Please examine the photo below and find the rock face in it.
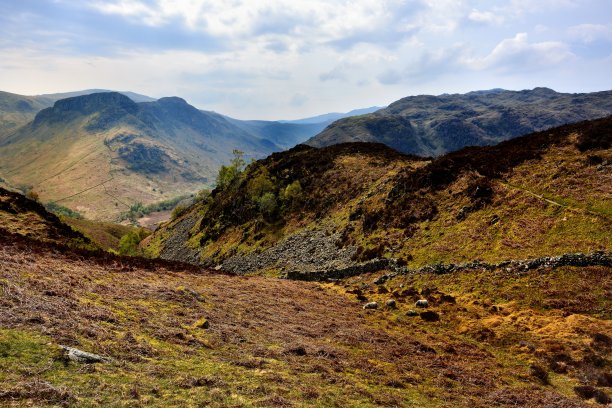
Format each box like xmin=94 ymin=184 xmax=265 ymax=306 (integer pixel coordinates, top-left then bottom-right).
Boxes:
xmin=220 ymin=229 xmax=358 ymax=275
xmin=158 ymin=214 xmax=201 ymax=265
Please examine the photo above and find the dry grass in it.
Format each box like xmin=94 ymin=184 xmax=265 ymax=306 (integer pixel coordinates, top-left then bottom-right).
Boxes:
xmin=1 ymin=234 xmax=606 ymax=406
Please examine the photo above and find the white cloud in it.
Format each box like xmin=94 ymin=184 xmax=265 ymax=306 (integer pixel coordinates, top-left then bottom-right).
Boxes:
xmin=465 ymin=33 xmax=574 ymax=71
xmin=569 ymin=24 xmax=612 ymax=43
xmin=2 ymin=0 xmax=612 ymax=119
xmin=90 ymin=0 xmax=424 ymax=48
xmin=506 ymin=0 xmax=577 ymax=15
xmin=468 ymin=9 xmax=504 ymax=25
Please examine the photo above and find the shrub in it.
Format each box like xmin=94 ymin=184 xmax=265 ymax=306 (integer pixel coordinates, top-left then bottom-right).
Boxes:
xmin=258 ymin=192 xmax=277 ymax=219
xmin=281 ymin=180 xmax=303 ymax=209
xmin=171 ymin=204 xmax=190 ymax=221
xmin=118 ymin=228 xmax=150 ymax=256
xmin=195 ymin=189 xmax=211 ymax=202
xmin=44 ymin=202 xmax=83 ymax=219
xmin=25 ymin=190 xmax=40 ymax=202
xmin=216 ymin=150 xmax=245 ymax=191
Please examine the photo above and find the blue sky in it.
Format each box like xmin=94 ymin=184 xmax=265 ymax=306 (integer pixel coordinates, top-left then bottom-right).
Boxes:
xmin=0 ymin=0 xmax=611 ymax=119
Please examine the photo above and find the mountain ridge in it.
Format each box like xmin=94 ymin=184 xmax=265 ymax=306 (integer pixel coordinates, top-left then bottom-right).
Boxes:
xmin=145 ymin=115 xmax=611 ymax=274
xmin=307 ymin=87 xmax=612 ymax=156
xmin=0 ymin=92 xmax=280 ymax=220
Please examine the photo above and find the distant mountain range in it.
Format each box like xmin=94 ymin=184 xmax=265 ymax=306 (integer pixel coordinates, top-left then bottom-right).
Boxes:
xmin=307 ymin=88 xmax=612 ymax=156
xmin=0 ymin=90 xmax=379 ymax=220
xmin=279 ymin=106 xmax=382 ymax=125
xmin=2 ymin=86 xmax=612 ymax=222
xmin=0 ymin=92 xmax=279 ymax=220
xmin=0 ymin=89 xmax=156 ymax=136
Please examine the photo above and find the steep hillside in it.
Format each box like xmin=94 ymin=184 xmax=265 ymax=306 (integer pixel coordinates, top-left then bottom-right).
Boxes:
xmin=0 ymin=90 xmax=156 ymax=140
xmin=307 ymin=88 xmax=612 ymax=156
xmin=0 ymin=92 xmax=279 ymax=220
xmin=0 ymin=91 xmax=53 ymax=138
xmin=146 ymin=116 xmax=611 ymax=274
xmin=0 ymin=187 xmax=96 ymax=249
xmin=1 ymin=231 xmax=609 ymax=406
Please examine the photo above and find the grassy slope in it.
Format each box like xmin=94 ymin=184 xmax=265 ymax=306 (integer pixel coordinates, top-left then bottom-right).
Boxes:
xmin=0 ymin=118 xmax=203 ymax=221
xmin=0 ymin=91 xmax=52 ymax=139
xmin=0 ymin=93 xmax=279 ymax=221
xmin=146 ymin=117 xmax=611 ymax=272
xmin=1 ymin=234 xmax=607 ymax=407
xmin=62 ymin=217 xmax=135 ymax=251
xmin=0 ymin=187 xmax=96 ymax=250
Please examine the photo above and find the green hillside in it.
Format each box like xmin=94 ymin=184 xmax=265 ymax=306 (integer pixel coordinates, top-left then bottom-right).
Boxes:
xmin=146 ymin=116 xmax=611 ymax=274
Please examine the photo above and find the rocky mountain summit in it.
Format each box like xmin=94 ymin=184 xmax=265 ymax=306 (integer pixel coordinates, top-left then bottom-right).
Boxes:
xmin=307 ymin=88 xmax=612 ymax=156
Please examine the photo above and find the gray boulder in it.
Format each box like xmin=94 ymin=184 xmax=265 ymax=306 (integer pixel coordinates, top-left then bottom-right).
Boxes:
xmin=415 ymin=299 xmax=429 ymax=308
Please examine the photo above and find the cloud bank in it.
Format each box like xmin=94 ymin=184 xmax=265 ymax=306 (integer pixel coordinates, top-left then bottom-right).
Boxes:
xmin=0 ymin=0 xmax=610 ymax=119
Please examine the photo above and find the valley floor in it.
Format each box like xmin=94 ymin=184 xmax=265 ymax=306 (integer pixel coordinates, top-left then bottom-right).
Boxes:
xmin=0 ymin=234 xmax=610 ymax=407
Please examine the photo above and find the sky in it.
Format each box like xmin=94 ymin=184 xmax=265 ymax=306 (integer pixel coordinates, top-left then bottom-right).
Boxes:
xmin=0 ymin=0 xmax=611 ymax=120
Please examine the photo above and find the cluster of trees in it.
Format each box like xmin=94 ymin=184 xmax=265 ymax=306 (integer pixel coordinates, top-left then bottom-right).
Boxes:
xmin=215 ymin=150 xmax=303 ymax=221
xmin=118 ymin=228 xmax=150 ymax=256
xmin=44 ymin=202 xmax=83 ymax=219
xmin=120 ymin=194 xmax=193 ymax=223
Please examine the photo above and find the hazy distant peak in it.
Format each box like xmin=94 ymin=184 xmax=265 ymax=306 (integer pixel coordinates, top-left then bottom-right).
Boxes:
xmin=52 ymin=92 xmax=137 ymax=114
xmin=156 ymin=96 xmax=190 ymax=106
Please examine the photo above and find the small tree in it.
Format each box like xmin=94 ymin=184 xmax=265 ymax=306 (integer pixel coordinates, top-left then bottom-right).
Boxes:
xmin=25 ymin=190 xmax=40 ymax=202
xmin=281 ymin=180 xmax=303 ymax=209
xmin=247 ymin=171 xmax=275 ymax=202
xmin=258 ymin=192 xmax=277 ymax=219
xmin=216 ymin=150 xmax=245 ymax=191
xmin=118 ymin=228 xmax=150 ymax=256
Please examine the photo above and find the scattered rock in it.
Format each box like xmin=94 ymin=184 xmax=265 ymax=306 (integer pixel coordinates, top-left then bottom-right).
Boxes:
xmin=415 ymin=299 xmax=429 ymax=308
xmin=60 ymin=346 xmax=112 ymax=364
xmin=439 ymin=294 xmax=456 ymax=304
xmin=574 ymin=385 xmax=597 ymax=400
xmin=374 ymin=275 xmax=390 ymax=285
xmin=406 ymin=309 xmax=418 ymax=317
xmin=530 ymin=364 xmax=550 ymax=385
xmin=363 ymin=302 xmax=378 ymax=310
xmin=385 ymin=299 xmax=397 ymax=308
xmin=377 ymin=286 xmax=389 ymax=294
xmin=193 ymin=318 xmax=210 ymax=329
xmin=419 ymin=311 xmax=440 ymax=322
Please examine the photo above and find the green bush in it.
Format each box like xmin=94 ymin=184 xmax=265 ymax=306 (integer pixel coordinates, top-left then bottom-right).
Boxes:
xmin=171 ymin=204 xmax=190 ymax=221
xmin=119 ymin=195 xmax=192 ymax=222
xmin=258 ymin=192 xmax=277 ymax=219
xmin=281 ymin=180 xmax=303 ymax=209
xmin=118 ymin=228 xmax=150 ymax=256
xmin=44 ymin=202 xmax=83 ymax=219
xmin=216 ymin=150 xmax=245 ymax=191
